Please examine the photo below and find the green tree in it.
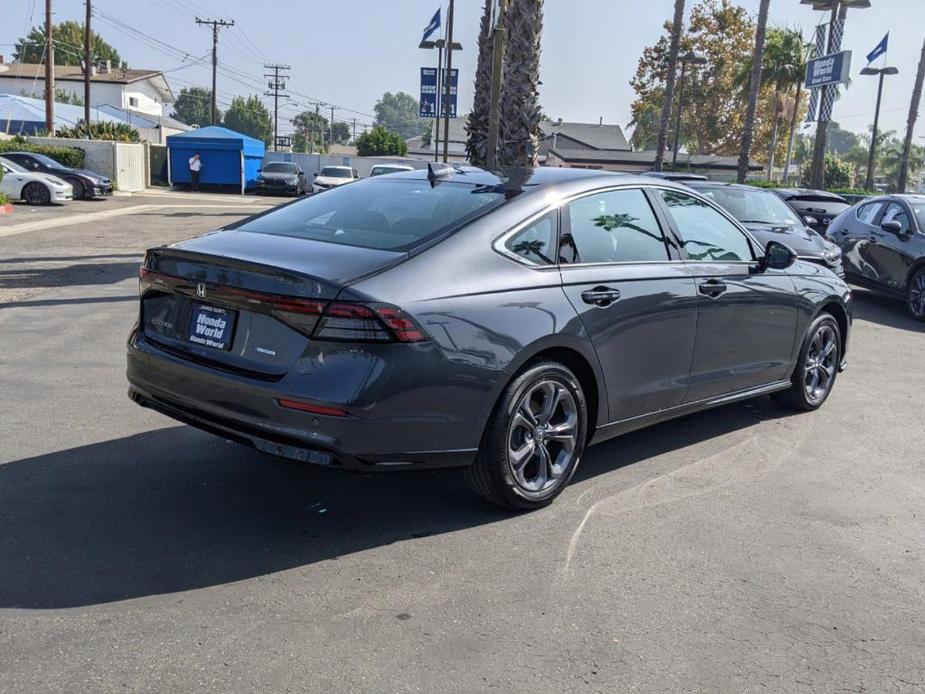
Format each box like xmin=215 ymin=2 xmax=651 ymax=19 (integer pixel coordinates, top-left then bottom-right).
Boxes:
xmin=801 ymin=152 xmax=851 ymax=189
xmin=223 ymin=95 xmax=272 ymax=145
xmin=374 ymin=92 xmax=430 ymax=141
xmin=171 ymin=88 xmax=219 ymax=127
xmin=291 ymin=111 xmax=328 ymax=152
xmin=631 ymin=0 xmax=757 ymax=157
xmin=14 ymin=21 xmax=124 ymax=67
xmin=355 ymin=126 xmax=408 ymax=156
xmin=332 ymin=121 xmax=352 ymax=145
xmin=825 ymin=121 xmax=860 ymax=155
xmin=498 ymin=0 xmax=545 ymax=165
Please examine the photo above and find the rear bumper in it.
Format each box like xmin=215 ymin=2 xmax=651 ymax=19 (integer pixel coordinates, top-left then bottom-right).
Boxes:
xmin=126 ymin=330 xmax=482 ymax=471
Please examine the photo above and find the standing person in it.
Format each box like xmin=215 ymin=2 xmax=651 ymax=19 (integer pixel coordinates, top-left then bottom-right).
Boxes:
xmin=188 ymin=152 xmax=202 ymax=192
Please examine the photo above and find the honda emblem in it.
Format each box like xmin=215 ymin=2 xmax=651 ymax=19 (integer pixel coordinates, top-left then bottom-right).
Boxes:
xmin=196 ymin=282 xmax=207 ymax=299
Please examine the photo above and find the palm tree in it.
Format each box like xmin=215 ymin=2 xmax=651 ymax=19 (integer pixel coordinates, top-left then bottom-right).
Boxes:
xmin=497 ymin=0 xmax=544 ymax=166
xmin=761 ymin=28 xmax=806 ymax=180
xmin=736 ymin=0 xmax=770 ymax=183
xmin=898 ymin=34 xmax=925 ymax=192
xmin=654 ymin=0 xmax=685 ymax=172
xmin=466 ymin=0 xmax=494 ymax=166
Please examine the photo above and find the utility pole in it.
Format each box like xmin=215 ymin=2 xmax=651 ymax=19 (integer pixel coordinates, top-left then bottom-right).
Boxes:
xmin=195 ymin=17 xmax=234 ymax=125
xmin=45 ymin=0 xmax=55 ymax=135
xmin=330 ymin=106 xmax=336 ymax=149
xmin=352 ymin=117 xmax=357 ymax=144
xmin=441 ymin=0 xmax=456 ymax=163
xmin=316 ymin=102 xmax=323 ymax=153
xmin=263 ymin=63 xmax=290 ymax=151
xmin=84 ymin=0 xmax=91 ymax=127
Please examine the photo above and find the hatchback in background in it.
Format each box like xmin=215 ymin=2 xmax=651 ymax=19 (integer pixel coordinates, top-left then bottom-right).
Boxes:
xmin=128 ymin=166 xmax=851 ymax=509
xmin=312 ymin=165 xmax=358 ymax=193
xmin=369 ymin=164 xmax=414 ymax=177
xmin=255 ymin=162 xmax=306 ymax=196
xmin=685 ymin=181 xmax=844 ymax=277
xmin=771 ymin=188 xmax=850 ymax=236
xmin=0 ymin=156 xmax=73 ymax=205
xmin=0 ymin=151 xmax=112 ymax=200
xmin=826 ymin=194 xmax=925 ymax=320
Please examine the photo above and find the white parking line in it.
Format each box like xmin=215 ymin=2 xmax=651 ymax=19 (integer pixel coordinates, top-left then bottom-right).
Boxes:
xmin=0 ymin=203 xmax=270 ymax=239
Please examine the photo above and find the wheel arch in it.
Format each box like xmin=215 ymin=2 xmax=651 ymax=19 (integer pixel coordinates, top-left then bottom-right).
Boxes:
xmin=905 ymin=258 xmax=925 ymax=292
xmin=815 ymin=298 xmax=850 ymax=360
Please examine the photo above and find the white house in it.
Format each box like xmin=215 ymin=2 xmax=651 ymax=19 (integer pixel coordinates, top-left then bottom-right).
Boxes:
xmin=0 ymin=60 xmax=173 ymax=116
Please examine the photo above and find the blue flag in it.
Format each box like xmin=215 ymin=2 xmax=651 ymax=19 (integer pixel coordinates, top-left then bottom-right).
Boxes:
xmin=422 ymin=8 xmax=441 ymax=42
xmin=866 ymin=33 xmax=888 ymax=64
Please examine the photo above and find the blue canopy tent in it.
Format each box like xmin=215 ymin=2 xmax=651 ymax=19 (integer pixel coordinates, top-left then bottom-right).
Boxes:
xmin=166 ymin=126 xmax=265 ymax=194
xmin=0 ymin=94 xmax=129 ymax=135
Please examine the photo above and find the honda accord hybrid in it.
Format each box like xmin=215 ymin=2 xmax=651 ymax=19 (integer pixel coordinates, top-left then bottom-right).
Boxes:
xmin=127 ymin=166 xmax=851 ymax=509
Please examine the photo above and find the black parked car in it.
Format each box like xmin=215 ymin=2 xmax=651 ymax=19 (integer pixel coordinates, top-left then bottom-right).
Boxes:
xmin=771 ymin=188 xmax=850 ymax=236
xmin=685 ymin=181 xmax=844 ymax=277
xmin=0 ymin=151 xmax=112 ymax=200
xmin=128 ymin=166 xmax=851 ymax=509
xmin=826 ymin=194 xmax=925 ymax=320
xmin=255 ymin=162 xmax=307 ymax=196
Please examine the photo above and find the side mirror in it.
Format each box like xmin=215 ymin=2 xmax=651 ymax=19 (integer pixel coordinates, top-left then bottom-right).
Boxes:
xmin=257 ymin=168 xmax=262 ymax=173
xmin=762 ymin=240 xmax=797 ymax=270
xmin=880 ymin=220 xmax=906 ymax=235
xmin=803 ymin=215 xmax=819 ymax=226
xmin=312 ymin=172 xmax=318 ymax=177
xmin=298 ymin=171 xmax=305 ymax=177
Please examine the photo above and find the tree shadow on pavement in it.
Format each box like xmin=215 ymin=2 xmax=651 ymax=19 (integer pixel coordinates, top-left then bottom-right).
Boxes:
xmin=0 ymin=261 xmax=141 ymax=291
xmin=0 ymin=396 xmax=797 ymax=610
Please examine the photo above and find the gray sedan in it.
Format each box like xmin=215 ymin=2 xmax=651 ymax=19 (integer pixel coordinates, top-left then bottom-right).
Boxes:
xmin=127 ymin=166 xmax=851 ymax=509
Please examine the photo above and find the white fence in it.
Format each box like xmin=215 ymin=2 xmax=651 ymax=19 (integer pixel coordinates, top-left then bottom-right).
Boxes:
xmin=25 ymin=137 xmax=147 ymax=192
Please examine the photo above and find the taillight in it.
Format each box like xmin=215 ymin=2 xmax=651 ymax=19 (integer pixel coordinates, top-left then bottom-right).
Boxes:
xmin=277 ymin=398 xmax=349 ymax=417
xmin=312 ymin=302 xmax=426 ymax=343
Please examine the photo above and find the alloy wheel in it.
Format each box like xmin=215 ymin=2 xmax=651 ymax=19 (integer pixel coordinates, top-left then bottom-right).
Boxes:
xmin=803 ymin=324 xmax=838 ymax=405
xmin=507 ymin=380 xmax=579 ymax=494
xmin=908 ymin=271 xmax=925 ymax=319
xmin=24 ymin=184 xmax=49 ymax=205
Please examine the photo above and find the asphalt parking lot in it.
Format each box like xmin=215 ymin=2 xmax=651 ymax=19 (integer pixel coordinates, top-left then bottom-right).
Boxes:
xmin=1 ymin=195 xmax=924 ymax=693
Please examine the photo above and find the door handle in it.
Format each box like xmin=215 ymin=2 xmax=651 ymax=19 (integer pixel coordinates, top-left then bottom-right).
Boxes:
xmin=581 ymin=286 xmax=621 ymax=307
xmin=698 ymin=279 xmax=727 ymax=298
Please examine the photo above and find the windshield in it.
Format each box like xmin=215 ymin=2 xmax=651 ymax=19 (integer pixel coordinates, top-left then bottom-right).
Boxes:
xmin=910 ymin=203 xmax=925 ymax=231
xmin=0 ymin=157 xmax=27 ymax=173
xmin=236 ymin=178 xmax=508 ymax=251
xmin=320 ymin=167 xmax=352 ymax=178
xmin=263 ymin=163 xmax=297 ymax=174
xmin=30 ymin=153 xmax=68 ymax=170
xmin=694 ymin=186 xmax=802 ymax=227
xmin=371 ymin=166 xmax=409 ymax=176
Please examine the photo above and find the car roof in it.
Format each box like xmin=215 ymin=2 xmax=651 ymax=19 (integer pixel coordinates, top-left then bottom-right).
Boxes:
xmin=683 ymin=180 xmax=768 ymax=192
xmin=771 ymin=187 xmax=848 ymax=201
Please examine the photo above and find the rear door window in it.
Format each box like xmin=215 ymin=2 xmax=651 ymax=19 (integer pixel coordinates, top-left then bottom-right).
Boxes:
xmin=562 ymin=188 xmax=669 ymax=264
xmin=882 ymin=202 xmax=912 ymax=234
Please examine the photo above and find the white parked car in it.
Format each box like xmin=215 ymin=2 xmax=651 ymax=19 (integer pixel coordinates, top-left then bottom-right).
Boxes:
xmin=368 ymin=164 xmax=414 ymax=177
xmin=312 ymin=165 xmax=358 ymax=193
xmin=0 ymin=156 xmax=73 ymax=205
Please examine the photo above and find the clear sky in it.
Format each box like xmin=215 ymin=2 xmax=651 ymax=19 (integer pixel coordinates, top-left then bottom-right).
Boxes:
xmin=2 ymin=0 xmax=923 ymax=143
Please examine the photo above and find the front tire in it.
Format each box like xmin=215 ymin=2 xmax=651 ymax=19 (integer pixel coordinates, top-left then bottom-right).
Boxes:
xmin=465 ymin=361 xmax=588 ymax=510
xmin=71 ymin=179 xmax=86 ymax=200
xmin=23 ymin=182 xmax=51 ymax=205
xmin=906 ymin=267 xmax=925 ymax=321
xmin=773 ymin=313 xmax=841 ymax=411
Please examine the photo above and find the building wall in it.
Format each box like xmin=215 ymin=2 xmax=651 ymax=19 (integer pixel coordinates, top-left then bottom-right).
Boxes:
xmin=0 ymin=78 xmax=163 ymax=116
xmin=545 ymin=151 xmax=745 ymax=182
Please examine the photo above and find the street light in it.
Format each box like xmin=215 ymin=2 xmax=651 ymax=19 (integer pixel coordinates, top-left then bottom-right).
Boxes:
xmin=671 ymin=52 xmax=707 ymax=167
xmin=860 ymin=65 xmax=899 ymax=191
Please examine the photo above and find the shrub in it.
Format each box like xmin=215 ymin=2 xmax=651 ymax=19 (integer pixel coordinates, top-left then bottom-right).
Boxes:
xmin=800 ymin=153 xmax=851 ymax=189
xmin=356 ymin=125 xmax=408 ymax=156
xmin=56 ymin=120 xmax=140 ymax=143
xmin=0 ymin=137 xmax=86 ymax=168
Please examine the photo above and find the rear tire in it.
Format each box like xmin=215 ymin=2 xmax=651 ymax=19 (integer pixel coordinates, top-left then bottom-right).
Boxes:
xmin=23 ymin=182 xmax=51 ymax=205
xmin=772 ymin=313 xmax=841 ymax=411
xmin=905 ymin=267 xmax=925 ymax=321
xmin=465 ymin=361 xmax=588 ymax=510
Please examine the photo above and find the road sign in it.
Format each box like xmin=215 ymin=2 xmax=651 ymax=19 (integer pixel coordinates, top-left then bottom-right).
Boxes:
xmin=805 ymin=50 xmax=852 ymax=89
xmin=420 ymin=67 xmax=458 ymax=119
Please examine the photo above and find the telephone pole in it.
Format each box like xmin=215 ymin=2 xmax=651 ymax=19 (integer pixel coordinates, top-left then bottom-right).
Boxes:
xmin=352 ymin=117 xmax=357 ymax=144
xmin=263 ymin=63 xmax=290 ymax=151
xmin=45 ymin=0 xmax=55 ymax=135
xmin=195 ymin=17 xmax=234 ymax=125
xmin=84 ymin=0 xmax=91 ymax=127
xmin=330 ymin=106 xmax=337 ymax=149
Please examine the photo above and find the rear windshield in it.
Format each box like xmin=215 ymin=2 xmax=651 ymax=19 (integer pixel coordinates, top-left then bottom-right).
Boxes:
xmin=320 ymin=167 xmax=352 ymax=178
xmin=371 ymin=166 xmax=409 ymax=176
xmin=236 ymin=178 xmax=508 ymax=251
xmin=263 ymin=163 xmax=298 ymax=173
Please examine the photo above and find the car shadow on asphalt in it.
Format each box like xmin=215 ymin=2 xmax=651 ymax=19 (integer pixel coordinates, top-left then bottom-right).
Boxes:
xmin=850 ymin=288 xmax=925 ymax=332
xmin=0 ymin=397 xmax=796 ymax=610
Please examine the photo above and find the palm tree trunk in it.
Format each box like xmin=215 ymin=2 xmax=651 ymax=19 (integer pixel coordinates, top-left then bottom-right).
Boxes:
xmin=782 ymin=80 xmax=802 ymax=184
xmin=898 ymin=34 xmax=925 ymax=192
xmin=498 ymin=0 xmax=544 ymax=166
xmin=766 ymin=81 xmax=782 ymax=180
xmin=737 ymin=0 xmax=770 ymax=183
xmin=654 ymin=0 xmax=685 ymax=172
xmin=466 ymin=0 xmax=494 ymax=166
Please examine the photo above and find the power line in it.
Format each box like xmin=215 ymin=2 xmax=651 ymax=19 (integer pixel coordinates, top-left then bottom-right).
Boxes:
xmin=264 ymin=63 xmax=290 ymax=151
xmin=194 ymin=17 xmax=234 ymax=125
